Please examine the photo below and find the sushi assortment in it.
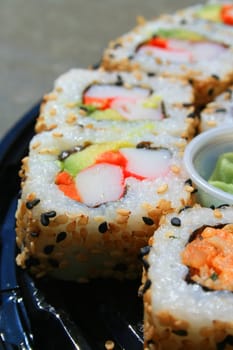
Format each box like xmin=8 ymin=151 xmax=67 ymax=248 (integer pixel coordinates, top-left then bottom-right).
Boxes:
xmin=15 ymin=1 xmax=233 ymax=349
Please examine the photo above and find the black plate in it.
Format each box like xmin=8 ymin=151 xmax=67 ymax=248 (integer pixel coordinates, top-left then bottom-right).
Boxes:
xmin=0 ymin=103 xmax=143 ymax=350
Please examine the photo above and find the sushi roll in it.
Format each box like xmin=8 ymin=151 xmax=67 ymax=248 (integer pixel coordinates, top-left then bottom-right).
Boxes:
xmin=15 ymin=125 xmax=195 ymax=282
xmin=35 ymin=68 xmax=197 ymax=140
xmin=101 ymin=14 xmax=233 ymax=106
xmin=200 ymin=85 xmax=233 ymax=131
xmin=140 ymin=205 xmax=233 ymax=350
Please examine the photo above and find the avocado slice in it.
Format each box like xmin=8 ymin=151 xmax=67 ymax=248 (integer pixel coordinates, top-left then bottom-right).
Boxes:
xmin=91 ymin=108 xmax=125 ymax=121
xmin=155 ymin=28 xmax=205 ymax=42
xmin=196 ymin=4 xmax=221 ymax=22
xmin=143 ymin=94 xmax=162 ymax=108
xmin=63 ymin=141 xmax=133 ymax=177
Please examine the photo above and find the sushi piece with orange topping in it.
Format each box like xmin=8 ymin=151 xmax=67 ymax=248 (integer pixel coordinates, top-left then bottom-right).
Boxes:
xmin=140 ymin=205 xmax=233 ymax=350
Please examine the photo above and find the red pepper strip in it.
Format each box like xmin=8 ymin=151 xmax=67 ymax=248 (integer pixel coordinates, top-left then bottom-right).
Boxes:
xmin=221 ymin=4 xmax=233 ymax=25
xmin=83 ymin=96 xmax=115 ymax=110
xmin=145 ymin=37 xmax=169 ymax=49
xmin=56 ymin=171 xmax=81 ymax=201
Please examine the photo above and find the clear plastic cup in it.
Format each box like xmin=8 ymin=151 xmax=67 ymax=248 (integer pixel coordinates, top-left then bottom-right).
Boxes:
xmin=183 ymin=126 xmax=233 ymax=207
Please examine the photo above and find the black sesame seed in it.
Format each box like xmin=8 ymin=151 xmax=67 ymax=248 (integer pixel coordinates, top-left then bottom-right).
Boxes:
xmin=115 ymin=75 xmax=124 ymax=86
xmin=30 ymin=232 xmax=40 ymax=238
xmin=45 ymin=211 xmax=56 ymax=218
xmin=185 ymin=179 xmax=192 ymax=186
xmin=217 ymin=335 xmax=233 ymax=349
xmin=128 ymin=55 xmax=134 ymax=60
xmin=147 ymin=72 xmax=156 ymax=77
xmin=186 ymin=112 xmax=196 ymax=119
xmin=98 ymin=221 xmax=108 ymax=233
xmin=142 ymin=216 xmax=154 ymax=226
xmin=179 ymin=205 xmax=192 ymax=213
xmin=139 ymin=245 xmax=151 ymax=257
xmin=40 ymin=211 xmax=56 ymax=226
xmin=215 ymin=108 xmax=227 ymax=113
xmin=113 ymin=43 xmax=122 ymax=49
xmin=92 ymin=61 xmax=101 ymax=70
xmin=188 ymin=78 xmax=193 ymax=85
xmin=182 ymin=103 xmax=193 ymax=108
xmin=211 ymin=74 xmax=220 ymax=80
xmin=208 ymin=88 xmax=214 ymax=96
xmin=26 ymin=198 xmax=40 ymax=210
xmin=56 ymin=231 xmax=67 ymax=243
xmin=141 ymin=279 xmax=151 ymax=294
xmin=171 ymin=217 xmax=181 ymax=227
xmin=172 ymin=329 xmax=188 ymax=337
xmin=141 ymin=258 xmax=150 ymax=271
xmin=43 ymin=245 xmax=55 ymax=255
xmin=40 ymin=214 xmax=49 ymax=226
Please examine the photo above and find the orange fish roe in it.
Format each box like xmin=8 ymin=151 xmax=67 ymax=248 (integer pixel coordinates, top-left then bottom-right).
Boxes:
xmin=181 ymin=225 xmax=233 ymax=291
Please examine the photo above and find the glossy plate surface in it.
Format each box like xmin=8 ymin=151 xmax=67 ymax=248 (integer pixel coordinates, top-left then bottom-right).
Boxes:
xmin=0 ymin=103 xmax=143 ymax=350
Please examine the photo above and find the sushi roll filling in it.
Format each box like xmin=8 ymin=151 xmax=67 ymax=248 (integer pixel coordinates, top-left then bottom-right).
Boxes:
xmin=136 ymin=28 xmax=229 ymax=63
xmin=55 ymin=142 xmax=172 ymax=206
xmin=182 ymin=223 xmax=233 ymax=291
xmin=197 ymin=3 xmax=233 ymax=25
xmin=81 ymin=84 xmax=164 ymax=121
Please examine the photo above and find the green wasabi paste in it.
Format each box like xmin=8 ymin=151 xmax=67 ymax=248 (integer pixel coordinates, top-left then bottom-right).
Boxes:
xmin=208 ymin=152 xmax=233 ymax=194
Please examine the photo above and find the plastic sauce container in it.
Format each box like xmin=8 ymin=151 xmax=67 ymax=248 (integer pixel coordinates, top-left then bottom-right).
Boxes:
xmin=183 ymin=126 xmax=233 ymax=207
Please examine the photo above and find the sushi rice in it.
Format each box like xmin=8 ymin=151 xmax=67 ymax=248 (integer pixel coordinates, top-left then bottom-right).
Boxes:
xmin=200 ymin=85 xmax=233 ymax=131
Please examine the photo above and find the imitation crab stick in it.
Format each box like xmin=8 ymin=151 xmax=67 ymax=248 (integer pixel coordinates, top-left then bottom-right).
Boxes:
xmin=221 ymin=4 xmax=233 ymax=25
